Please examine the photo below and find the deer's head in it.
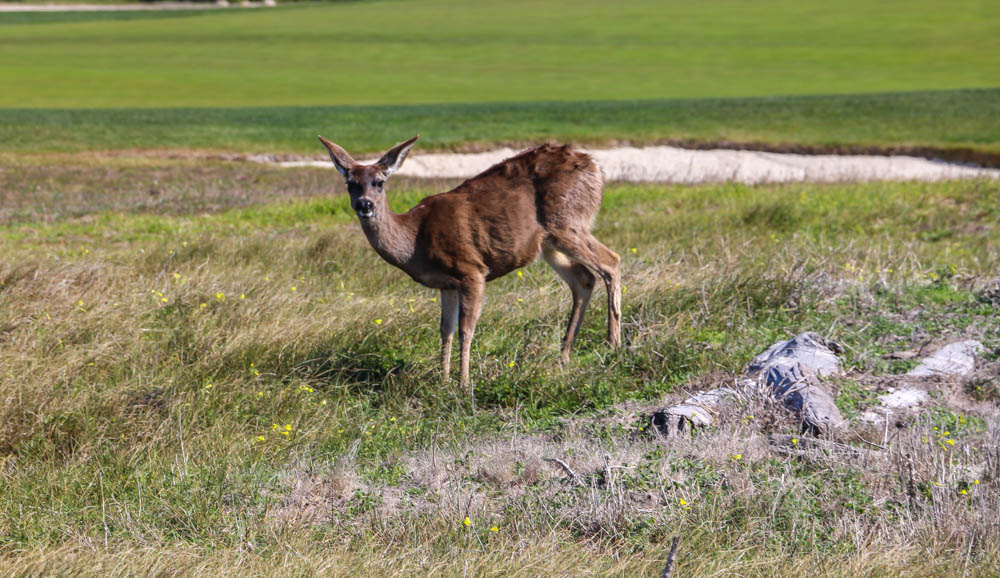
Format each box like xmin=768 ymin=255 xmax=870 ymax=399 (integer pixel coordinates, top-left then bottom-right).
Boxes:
xmin=318 ymin=135 xmax=418 ymax=220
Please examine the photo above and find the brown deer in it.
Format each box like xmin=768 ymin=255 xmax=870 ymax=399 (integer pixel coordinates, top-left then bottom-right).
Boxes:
xmin=318 ymin=135 xmax=621 ymax=392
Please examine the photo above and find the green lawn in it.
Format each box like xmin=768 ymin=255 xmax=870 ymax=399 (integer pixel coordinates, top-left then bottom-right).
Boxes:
xmin=1 ymin=0 xmax=997 ymax=155
xmin=2 ymin=0 xmax=996 ymax=108
xmin=2 ymin=89 xmax=999 ymax=155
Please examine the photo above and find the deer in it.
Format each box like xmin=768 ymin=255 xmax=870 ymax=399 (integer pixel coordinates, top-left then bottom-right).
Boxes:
xmin=318 ymin=135 xmax=621 ymax=393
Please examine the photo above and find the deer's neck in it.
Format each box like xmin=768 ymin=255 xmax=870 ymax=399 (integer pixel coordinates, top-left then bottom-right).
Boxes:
xmin=360 ymin=211 xmax=418 ymax=270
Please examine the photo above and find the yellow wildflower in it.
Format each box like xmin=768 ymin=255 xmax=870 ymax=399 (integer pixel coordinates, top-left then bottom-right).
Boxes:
xmin=959 ymin=489 xmax=968 ymax=495
xmin=732 ymin=454 xmax=742 ymax=461
xmin=216 ymin=292 xmax=225 ymax=301
xmin=290 ymin=286 xmax=297 ymax=292
xmin=630 ymin=247 xmax=637 ymax=253
xmin=240 ymin=293 xmax=246 ymax=300
xmin=257 ymin=436 xmax=266 ymax=442
xmin=489 ymin=526 xmax=499 ymax=532
xmin=200 ymin=303 xmax=207 ymax=309
xmin=516 ymin=270 xmax=523 ymax=278
xmin=463 ymin=517 xmax=471 ymax=527
xmin=375 ymin=319 xmax=382 ymax=325
xmin=508 ymin=361 xmax=515 ymax=368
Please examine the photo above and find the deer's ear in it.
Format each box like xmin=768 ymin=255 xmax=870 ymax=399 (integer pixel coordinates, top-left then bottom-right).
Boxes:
xmin=318 ymin=136 xmax=357 ymax=178
xmin=377 ymin=135 xmax=419 ymax=176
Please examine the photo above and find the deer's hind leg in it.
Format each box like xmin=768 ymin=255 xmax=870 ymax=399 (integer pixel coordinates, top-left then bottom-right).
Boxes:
xmin=440 ymin=288 xmax=459 ymax=383
xmin=457 ymin=277 xmax=485 ymax=394
xmin=542 ymin=243 xmax=596 ymax=363
xmin=546 ymin=231 xmax=621 ymax=349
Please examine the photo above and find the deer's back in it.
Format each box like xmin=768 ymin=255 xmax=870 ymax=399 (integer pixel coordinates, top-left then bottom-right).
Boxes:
xmin=408 ymin=144 xmax=604 ymax=283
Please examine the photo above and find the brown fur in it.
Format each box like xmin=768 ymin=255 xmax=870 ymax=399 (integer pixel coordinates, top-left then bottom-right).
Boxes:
xmin=319 ymin=136 xmax=621 ymax=392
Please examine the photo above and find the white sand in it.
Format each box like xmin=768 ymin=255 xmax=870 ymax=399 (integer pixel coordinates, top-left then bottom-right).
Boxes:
xmin=0 ymin=2 xmax=265 ymax=11
xmin=278 ymin=145 xmax=1000 ymax=184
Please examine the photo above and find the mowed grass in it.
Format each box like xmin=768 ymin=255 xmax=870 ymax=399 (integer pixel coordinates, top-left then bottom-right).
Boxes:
xmin=2 ymin=88 xmax=999 ymax=155
xmin=1 ymin=0 xmax=997 ymax=156
xmin=1 ymin=163 xmax=999 ymax=573
xmin=3 ymin=0 xmax=997 ymax=108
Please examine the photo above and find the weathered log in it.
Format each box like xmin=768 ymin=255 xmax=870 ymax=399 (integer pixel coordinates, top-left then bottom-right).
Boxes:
xmin=746 ymin=332 xmax=845 ymax=433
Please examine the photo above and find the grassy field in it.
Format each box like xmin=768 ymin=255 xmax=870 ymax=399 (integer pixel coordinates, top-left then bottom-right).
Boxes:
xmin=1 ymin=0 xmax=998 ymax=156
xmin=1 ymin=0 xmax=999 ymax=573
xmin=0 ymin=161 xmax=998 ymax=573
xmin=2 ymin=89 xmax=999 ymax=156
xmin=3 ymin=0 xmax=996 ymax=108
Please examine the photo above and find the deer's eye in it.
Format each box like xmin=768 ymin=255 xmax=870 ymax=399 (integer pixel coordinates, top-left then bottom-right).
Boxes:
xmin=373 ymin=179 xmax=385 ymax=190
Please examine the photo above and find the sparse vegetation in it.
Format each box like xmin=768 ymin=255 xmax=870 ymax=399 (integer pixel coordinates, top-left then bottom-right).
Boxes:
xmin=0 ymin=163 xmax=997 ymax=574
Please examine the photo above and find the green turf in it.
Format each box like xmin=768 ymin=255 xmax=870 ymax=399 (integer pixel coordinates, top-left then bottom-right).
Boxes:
xmin=1 ymin=0 xmax=997 ymax=109
xmin=2 ymin=88 xmax=999 ymax=154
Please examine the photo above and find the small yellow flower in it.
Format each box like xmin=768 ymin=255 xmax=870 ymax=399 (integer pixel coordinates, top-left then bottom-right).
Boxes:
xmin=240 ymin=293 xmax=246 ymax=300
xmin=508 ymin=361 xmax=515 ymax=368
xmin=257 ymin=436 xmax=266 ymax=442
xmin=489 ymin=525 xmax=499 ymax=532
xmin=284 ymin=424 xmax=292 ymax=431
xmin=389 ymin=417 xmax=396 ymax=422
xmin=271 ymin=424 xmax=279 ymax=431
xmin=630 ymin=247 xmax=637 ymax=253
xmin=77 ymin=300 xmax=84 ymax=306
xmin=320 ymin=399 xmax=328 ymax=405
xmin=791 ymin=438 xmax=798 ymax=446
xmin=732 ymin=454 xmax=742 ymax=461
xmin=946 ymin=439 xmax=955 ymax=446
xmin=173 ymin=273 xmax=181 ymax=280
xmin=200 ymin=303 xmax=207 ymax=308
xmin=257 ymin=391 xmax=264 ymax=397
xmin=290 ymin=286 xmax=297 ymax=292
xmin=264 ymin=276 xmax=270 ymax=281
xmin=463 ymin=517 xmax=471 ymax=527
xmin=516 ymin=298 xmax=523 ymax=303
xmin=161 ymin=297 xmax=168 ymax=303
xmin=216 ymin=292 xmax=225 ymax=301
xmin=375 ymin=319 xmax=382 ymax=325
xmin=973 ymin=480 xmax=980 ymax=485
xmin=516 ymin=270 xmax=523 ymax=278
xmin=280 ymin=431 xmax=290 ymax=436
xmin=204 ymin=383 xmax=213 ymax=389
xmin=959 ymin=489 xmax=968 ymax=495
xmin=678 ymin=498 xmax=687 ymax=505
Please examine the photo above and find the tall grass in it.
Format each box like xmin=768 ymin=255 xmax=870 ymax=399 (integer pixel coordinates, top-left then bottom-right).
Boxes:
xmin=0 ymin=165 xmax=998 ymax=573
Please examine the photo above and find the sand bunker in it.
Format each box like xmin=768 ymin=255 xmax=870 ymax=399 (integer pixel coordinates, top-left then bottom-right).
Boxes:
xmin=278 ymin=145 xmax=1000 ymax=184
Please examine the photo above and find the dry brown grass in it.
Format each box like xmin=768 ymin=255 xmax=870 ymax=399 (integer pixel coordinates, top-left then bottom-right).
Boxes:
xmin=0 ymin=162 xmax=998 ymax=574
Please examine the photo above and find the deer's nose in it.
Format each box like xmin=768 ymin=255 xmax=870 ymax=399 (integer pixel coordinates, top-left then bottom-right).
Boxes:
xmin=354 ymin=198 xmax=375 ymax=217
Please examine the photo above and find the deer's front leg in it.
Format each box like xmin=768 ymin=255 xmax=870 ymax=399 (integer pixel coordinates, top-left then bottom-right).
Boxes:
xmin=458 ymin=278 xmax=485 ymax=394
xmin=440 ymin=289 xmax=459 ymax=383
